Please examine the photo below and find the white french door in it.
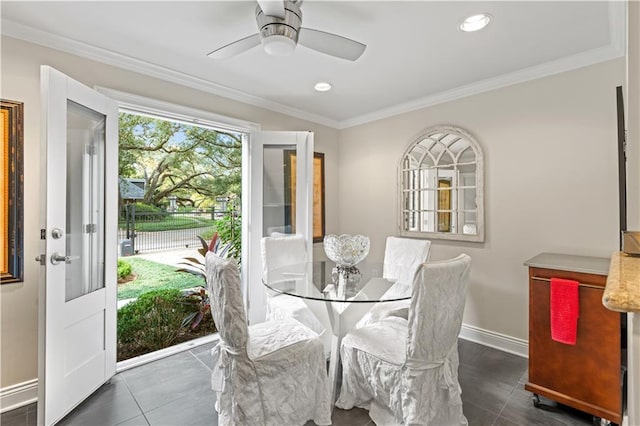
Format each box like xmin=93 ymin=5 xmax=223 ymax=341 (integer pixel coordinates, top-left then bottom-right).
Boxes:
xmin=38 ymin=66 xmax=118 ymax=426
xmin=243 ymin=131 xmax=314 ymax=324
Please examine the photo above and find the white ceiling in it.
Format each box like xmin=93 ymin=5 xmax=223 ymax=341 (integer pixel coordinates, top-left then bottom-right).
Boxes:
xmin=1 ymin=1 xmax=625 ymax=128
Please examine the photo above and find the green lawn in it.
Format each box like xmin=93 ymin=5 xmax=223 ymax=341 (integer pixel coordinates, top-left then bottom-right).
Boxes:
xmin=117 ymin=257 xmax=204 ymax=300
xmin=118 ymin=216 xmax=216 ymax=232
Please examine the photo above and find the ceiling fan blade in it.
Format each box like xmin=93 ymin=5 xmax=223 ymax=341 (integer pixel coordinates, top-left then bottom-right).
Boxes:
xmin=298 ymin=28 xmax=366 ymax=61
xmin=256 ymin=0 xmax=285 ymax=18
xmin=207 ymin=33 xmax=261 ymax=59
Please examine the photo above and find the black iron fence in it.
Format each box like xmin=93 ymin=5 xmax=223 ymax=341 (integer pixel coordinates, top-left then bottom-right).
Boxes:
xmin=118 ymin=205 xmax=219 ymax=254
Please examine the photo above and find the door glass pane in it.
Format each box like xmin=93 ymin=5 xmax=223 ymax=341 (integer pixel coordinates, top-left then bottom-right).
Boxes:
xmin=66 ymin=100 xmax=105 ymax=302
xmin=262 ymin=145 xmax=296 ymax=237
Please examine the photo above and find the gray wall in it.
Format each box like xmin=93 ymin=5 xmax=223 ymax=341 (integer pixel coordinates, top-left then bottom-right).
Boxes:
xmin=336 ymin=59 xmax=625 ymax=341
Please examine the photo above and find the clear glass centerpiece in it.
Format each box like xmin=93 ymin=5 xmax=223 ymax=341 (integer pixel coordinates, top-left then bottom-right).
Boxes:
xmin=323 ymin=234 xmax=370 ymax=297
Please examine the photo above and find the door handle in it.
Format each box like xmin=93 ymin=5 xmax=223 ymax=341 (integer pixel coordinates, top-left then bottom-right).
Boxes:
xmin=50 ymin=253 xmax=80 ymax=265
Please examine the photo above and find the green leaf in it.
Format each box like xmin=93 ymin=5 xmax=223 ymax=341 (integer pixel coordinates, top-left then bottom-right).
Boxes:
xmin=181 ymin=311 xmax=198 ymax=329
xmin=180 ymin=257 xmax=204 ymax=266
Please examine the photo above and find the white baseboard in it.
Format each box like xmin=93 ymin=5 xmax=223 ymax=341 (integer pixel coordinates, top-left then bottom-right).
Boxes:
xmin=459 ymin=323 xmax=529 ymax=358
xmin=0 ymin=379 xmax=38 ymax=414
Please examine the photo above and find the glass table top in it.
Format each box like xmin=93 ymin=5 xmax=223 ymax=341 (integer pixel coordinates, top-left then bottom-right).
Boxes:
xmin=262 ymin=261 xmax=410 ymax=303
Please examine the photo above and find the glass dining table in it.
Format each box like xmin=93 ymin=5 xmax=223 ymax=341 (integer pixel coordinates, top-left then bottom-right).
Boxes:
xmin=262 ymin=261 xmax=410 ymax=401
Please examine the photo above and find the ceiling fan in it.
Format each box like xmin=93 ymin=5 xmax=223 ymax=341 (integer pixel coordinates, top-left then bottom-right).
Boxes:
xmin=207 ymin=0 xmax=366 ymax=61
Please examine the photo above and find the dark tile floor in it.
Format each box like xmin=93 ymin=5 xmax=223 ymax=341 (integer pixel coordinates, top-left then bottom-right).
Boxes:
xmin=2 ymin=339 xmax=594 ymax=426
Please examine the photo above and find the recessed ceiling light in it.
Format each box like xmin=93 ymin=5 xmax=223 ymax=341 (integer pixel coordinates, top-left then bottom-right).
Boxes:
xmin=459 ymin=13 xmax=492 ymax=32
xmin=314 ymin=82 xmax=332 ymax=92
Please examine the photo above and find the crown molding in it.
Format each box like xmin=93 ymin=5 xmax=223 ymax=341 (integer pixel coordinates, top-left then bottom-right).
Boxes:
xmin=338 ymin=0 xmax=627 ymax=129
xmin=339 ymin=43 xmax=625 ymax=129
xmin=2 ymin=3 xmax=627 ymax=131
xmin=610 ymin=0 xmax=627 ymax=53
xmin=1 ymin=19 xmax=341 ymax=129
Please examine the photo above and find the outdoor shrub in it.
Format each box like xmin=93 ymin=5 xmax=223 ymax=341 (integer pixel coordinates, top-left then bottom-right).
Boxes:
xmin=216 ymin=207 xmax=241 ymax=263
xmin=117 ymin=259 xmax=132 ymax=280
xmin=199 ymin=228 xmax=218 ymax=241
xmin=134 ymin=202 xmax=163 ymax=214
xmin=133 ymin=202 xmax=167 ymax=221
xmin=118 ymin=288 xmax=185 ymax=351
xmin=117 ymin=288 xmax=216 ymax=361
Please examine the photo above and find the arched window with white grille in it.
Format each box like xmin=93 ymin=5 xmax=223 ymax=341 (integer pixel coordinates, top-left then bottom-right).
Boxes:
xmin=399 ymin=125 xmax=484 ymax=242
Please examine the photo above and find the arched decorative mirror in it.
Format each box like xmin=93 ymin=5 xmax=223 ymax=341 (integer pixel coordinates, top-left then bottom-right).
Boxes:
xmin=399 ymin=125 xmax=484 ymax=242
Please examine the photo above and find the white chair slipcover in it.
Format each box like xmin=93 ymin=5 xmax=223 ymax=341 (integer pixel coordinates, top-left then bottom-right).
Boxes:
xmin=383 ymin=236 xmax=432 ymax=290
xmin=336 ymin=254 xmax=471 ymax=426
xmin=261 ymin=234 xmax=331 ymax=352
xmin=356 ymin=236 xmax=431 ymax=328
xmin=206 ymin=252 xmax=332 ymax=426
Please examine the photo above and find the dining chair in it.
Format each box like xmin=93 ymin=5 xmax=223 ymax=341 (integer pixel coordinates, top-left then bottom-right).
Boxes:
xmin=356 ymin=236 xmax=431 ymax=328
xmin=383 ymin=236 xmax=432 ymax=288
xmin=261 ymin=234 xmax=326 ymax=333
xmin=261 ymin=233 xmax=333 ymax=357
xmin=336 ymin=254 xmax=472 ymax=426
xmin=205 ymin=252 xmax=332 ymax=426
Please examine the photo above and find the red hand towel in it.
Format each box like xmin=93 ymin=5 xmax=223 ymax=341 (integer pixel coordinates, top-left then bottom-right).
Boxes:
xmin=550 ymin=278 xmax=580 ymax=345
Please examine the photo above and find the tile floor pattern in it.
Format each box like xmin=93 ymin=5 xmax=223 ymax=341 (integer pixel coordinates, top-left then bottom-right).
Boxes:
xmin=2 ymin=339 xmax=595 ymax=426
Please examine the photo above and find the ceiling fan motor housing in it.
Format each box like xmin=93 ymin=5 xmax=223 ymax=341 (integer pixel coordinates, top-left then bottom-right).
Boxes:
xmin=255 ymin=1 xmax=302 ymax=47
xmin=208 ymin=0 xmax=364 ymax=60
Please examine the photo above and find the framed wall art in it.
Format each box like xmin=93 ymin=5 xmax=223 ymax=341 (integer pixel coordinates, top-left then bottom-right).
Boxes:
xmin=1 ymin=99 xmax=24 ymax=284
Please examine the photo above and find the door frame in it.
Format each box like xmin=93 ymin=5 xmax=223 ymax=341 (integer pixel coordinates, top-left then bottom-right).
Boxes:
xmin=242 ymin=131 xmax=314 ymax=325
xmin=93 ymin=88 xmax=260 ymax=369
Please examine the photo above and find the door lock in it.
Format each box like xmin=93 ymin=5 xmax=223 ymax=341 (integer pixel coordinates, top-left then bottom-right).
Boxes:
xmin=51 ymin=228 xmax=64 ymax=239
xmin=50 ymin=253 xmax=79 ymax=265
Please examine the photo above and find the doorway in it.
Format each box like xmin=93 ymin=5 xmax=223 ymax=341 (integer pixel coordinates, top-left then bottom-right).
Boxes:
xmin=115 ymin=109 xmax=243 ymax=362
xmin=39 ymin=76 xmax=312 ymax=423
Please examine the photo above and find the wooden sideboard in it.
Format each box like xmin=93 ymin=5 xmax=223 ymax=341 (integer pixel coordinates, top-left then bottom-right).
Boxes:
xmin=524 ymin=253 xmax=622 ymax=424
